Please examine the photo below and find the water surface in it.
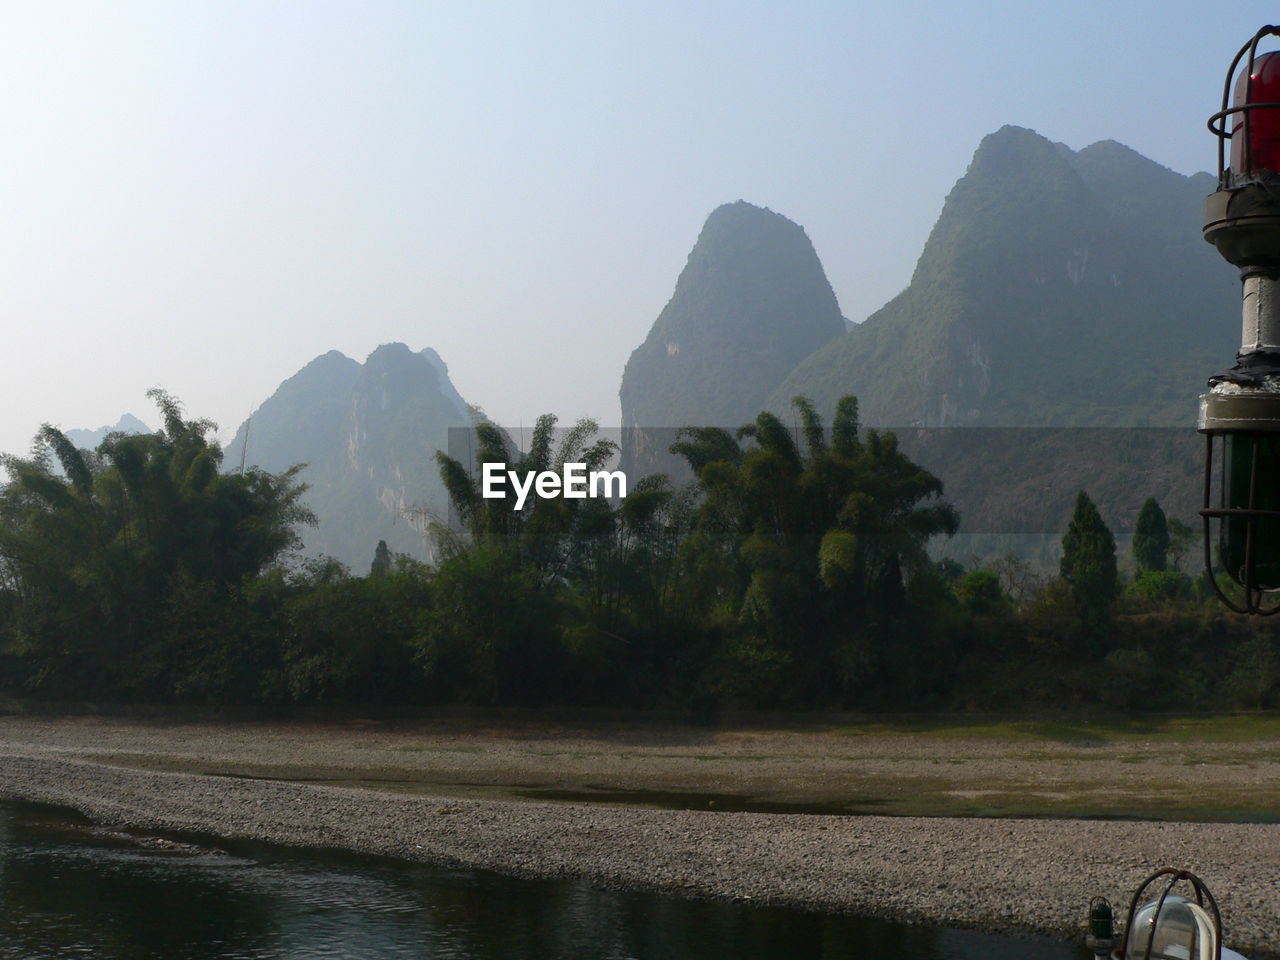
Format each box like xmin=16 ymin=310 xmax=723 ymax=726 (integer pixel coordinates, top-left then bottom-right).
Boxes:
xmin=0 ymin=800 xmax=1089 ymax=959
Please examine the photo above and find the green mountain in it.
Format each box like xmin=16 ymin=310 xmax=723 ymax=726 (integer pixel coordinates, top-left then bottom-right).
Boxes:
xmin=224 ymin=343 xmax=471 ymax=570
xmin=767 ymin=126 xmax=1237 ymax=428
xmin=620 ymin=200 xmax=847 ymax=435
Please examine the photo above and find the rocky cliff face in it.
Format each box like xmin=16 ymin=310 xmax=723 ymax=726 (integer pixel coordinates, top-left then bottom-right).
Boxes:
xmin=620 ymin=200 xmax=846 ymax=433
xmin=224 ymin=343 xmax=471 ymax=570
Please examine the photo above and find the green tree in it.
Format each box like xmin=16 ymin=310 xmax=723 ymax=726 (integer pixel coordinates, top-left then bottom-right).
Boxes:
xmin=954 ymin=570 xmax=1011 ymax=616
xmin=1166 ymin=517 xmax=1197 ymax=574
xmin=671 ymin=395 xmax=959 ymax=704
xmin=428 ymin=415 xmax=639 ymax=704
xmin=0 ymin=391 xmax=313 ymax=699
xmin=370 ymin=539 xmax=392 ymax=577
xmin=1132 ymin=497 xmax=1169 ymax=573
xmin=1059 ymin=490 xmax=1117 ymax=655
xmin=433 ymin=414 xmax=616 ymax=582
xmin=280 ymin=557 xmax=430 ymax=703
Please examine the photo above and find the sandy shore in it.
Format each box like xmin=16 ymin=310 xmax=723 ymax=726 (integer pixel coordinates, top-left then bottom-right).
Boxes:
xmin=0 ymin=715 xmax=1277 ymax=956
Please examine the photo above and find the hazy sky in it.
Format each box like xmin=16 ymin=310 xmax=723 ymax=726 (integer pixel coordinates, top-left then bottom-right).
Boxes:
xmin=0 ymin=2 xmax=1268 ymax=456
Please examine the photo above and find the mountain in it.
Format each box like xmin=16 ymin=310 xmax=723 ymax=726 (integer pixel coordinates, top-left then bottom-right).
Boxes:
xmin=767 ymin=126 xmax=1238 ymax=428
xmin=620 ymin=200 xmax=847 ymax=438
xmin=224 ymin=343 xmax=472 ymax=570
xmin=223 ymin=350 xmax=361 ymax=475
xmin=66 ymin=413 xmax=152 ymax=450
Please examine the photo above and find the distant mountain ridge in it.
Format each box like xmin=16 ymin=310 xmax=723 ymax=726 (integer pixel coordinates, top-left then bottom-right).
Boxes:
xmin=224 ymin=343 xmax=471 ymax=569
xmin=66 ymin=413 xmax=151 ymax=450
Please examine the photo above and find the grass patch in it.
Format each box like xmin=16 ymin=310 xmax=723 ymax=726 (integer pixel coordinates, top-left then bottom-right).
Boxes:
xmin=828 ymin=712 xmax=1280 ymax=745
xmin=50 ymin=713 xmax=1280 ymax=825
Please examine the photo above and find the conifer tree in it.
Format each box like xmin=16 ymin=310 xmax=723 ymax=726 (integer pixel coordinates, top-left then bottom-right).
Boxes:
xmin=1060 ymin=490 xmax=1117 ymax=655
xmin=1132 ymin=497 xmax=1169 ymax=573
xmin=370 ymin=539 xmax=392 ymax=577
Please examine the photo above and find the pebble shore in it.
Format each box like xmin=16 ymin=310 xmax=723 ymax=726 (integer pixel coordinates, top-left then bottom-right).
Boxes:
xmin=2 ymin=744 xmax=1279 ymax=958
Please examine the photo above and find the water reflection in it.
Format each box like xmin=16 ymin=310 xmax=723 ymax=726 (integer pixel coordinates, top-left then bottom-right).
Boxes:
xmin=0 ymin=801 xmax=1087 ymax=959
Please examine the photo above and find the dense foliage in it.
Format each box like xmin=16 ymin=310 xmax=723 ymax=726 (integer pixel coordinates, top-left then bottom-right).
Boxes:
xmin=663 ymin=397 xmax=959 ymax=706
xmin=0 ymin=391 xmax=313 ymax=699
xmin=2 ymin=394 xmax=1280 ymax=713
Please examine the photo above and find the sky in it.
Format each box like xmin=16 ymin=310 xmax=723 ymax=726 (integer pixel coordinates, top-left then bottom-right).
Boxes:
xmin=0 ymin=2 xmax=1270 ymax=457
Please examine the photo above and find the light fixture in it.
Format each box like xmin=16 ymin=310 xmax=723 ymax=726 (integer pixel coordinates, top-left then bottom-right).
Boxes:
xmin=1200 ymin=25 xmax=1280 ymax=613
xmin=1117 ymin=869 xmax=1222 ymax=960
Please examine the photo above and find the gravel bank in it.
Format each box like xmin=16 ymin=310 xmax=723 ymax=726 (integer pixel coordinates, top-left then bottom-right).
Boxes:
xmin=1 ymin=719 xmax=1277 ymax=957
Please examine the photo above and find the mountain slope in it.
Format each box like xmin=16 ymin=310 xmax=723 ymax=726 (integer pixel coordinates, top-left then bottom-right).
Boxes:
xmin=620 ymin=200 xmax=846 ymax=433
xmin=768 ymin=126 xmax=1238 ymax=428
xmin=224 ymin=343 xmax=471 ymax=569
xmin=224 ymin=350 xmax=361 ymax=475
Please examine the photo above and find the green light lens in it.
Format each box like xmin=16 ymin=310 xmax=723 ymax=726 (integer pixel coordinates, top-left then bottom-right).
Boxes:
xmin=1222 ymin=432 xmax=1280 ymax=589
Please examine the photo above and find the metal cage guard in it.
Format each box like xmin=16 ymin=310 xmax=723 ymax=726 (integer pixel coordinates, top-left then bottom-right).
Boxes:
xmin=1120 ymin=867 xmax=1224 ymax=960
xmin=1207 ymin=25 xmax=1280 ymax=183
xmin=1201 ymin=432 xmax=1280 ymax=615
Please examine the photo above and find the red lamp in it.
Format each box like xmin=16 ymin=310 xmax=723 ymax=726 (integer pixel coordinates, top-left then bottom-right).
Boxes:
xmin=1229 ymin=49 xmax=1280 ymax=178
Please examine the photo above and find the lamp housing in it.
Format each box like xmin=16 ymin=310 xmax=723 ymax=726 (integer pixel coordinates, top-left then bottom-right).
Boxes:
xmin=1200 ymin=26 xmax=1280 ymax=613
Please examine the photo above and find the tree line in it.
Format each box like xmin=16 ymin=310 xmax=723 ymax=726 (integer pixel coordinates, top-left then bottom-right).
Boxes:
xmin=0 ymin=392 xmax=1277 ymax=712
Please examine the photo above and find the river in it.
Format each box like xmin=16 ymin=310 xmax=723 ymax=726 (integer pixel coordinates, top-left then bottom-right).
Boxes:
xmin=0 ymin=800 xmax=1089 ymax=959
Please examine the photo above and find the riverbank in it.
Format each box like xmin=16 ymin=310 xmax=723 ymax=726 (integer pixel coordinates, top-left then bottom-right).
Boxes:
xmin=0 ymin=714 xmax=1277 ymax=956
